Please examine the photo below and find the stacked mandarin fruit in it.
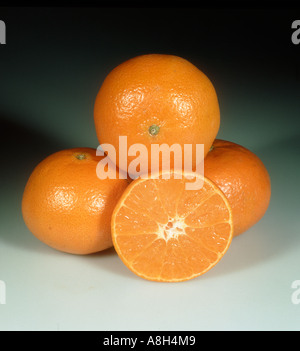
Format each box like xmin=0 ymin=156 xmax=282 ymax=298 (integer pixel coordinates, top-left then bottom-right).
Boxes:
xmin=22 ymin=54 xmax=271 ymax=282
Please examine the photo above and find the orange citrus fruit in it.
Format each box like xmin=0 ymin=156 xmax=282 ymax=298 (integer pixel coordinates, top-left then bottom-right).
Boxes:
xmin=22 ymin=148 xmax=129 ymax=254
xmin=111 ymin=171 xmax=233 ymax=282
xmin=94 ymin=54 xmax=220 ymax=176
xmin=204 ymin=139 xmax=271 ymax=237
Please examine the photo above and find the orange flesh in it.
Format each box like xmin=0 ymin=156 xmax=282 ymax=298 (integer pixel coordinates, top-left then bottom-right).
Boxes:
xmin=112 ymin=172 xmax=233 ymax=282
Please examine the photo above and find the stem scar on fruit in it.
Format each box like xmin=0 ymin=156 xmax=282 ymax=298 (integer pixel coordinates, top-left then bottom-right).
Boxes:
xmin=148 ymin=124 xmax=160 ymax=136
xmin=75 ymin=154 xmax=87 ymax=160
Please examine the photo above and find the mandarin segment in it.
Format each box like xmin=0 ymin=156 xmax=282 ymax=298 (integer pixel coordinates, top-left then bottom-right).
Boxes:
xmin=123 ymin=180 xmax=169 ymax=225
xmin=184 ymin=193 xmax=231 ymax=228
xmin=185 ymin=223 xmax=232 ymax=253
xmin=114 ymin=205 xmax=159 ymax=236
xmin=176 ymin=182 xmax=215 ymax=218
xmin=176 ymin=235 xmax=219 ymax=271
xmin=153 ymin=176 xmax=186 ymax=218
xmin=115 ymin=234 xmax=159 ymax=263
xmin=131 ymin=239 xmax=167 ymax=279
xmin=159 ymin=238 xmax=195 ymax=281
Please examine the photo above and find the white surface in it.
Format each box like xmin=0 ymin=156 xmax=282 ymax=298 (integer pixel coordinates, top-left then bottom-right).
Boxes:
xmin=0 ymin=160 xmax=300 ymax=331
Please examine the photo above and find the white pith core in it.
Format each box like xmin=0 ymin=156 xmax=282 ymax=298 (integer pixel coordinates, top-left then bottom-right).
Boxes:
xmin=158 ymin=218 xmax=187 ymax=241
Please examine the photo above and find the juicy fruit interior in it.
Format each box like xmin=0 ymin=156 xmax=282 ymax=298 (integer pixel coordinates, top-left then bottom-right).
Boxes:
xmin=112 ymin=173 xmax=233 ymax=282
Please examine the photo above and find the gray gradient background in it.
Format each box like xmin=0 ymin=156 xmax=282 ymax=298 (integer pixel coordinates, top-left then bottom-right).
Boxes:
xmin=0 ymin=6 xmax=299 ymax=331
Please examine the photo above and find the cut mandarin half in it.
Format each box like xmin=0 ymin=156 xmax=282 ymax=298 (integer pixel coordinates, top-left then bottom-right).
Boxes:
xmin=111 ymin=171 xmax=233 ymax=282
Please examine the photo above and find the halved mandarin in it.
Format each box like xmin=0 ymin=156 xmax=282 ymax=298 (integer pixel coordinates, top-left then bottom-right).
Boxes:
xmin=111 ymin=171 xmax=233 ymax=282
